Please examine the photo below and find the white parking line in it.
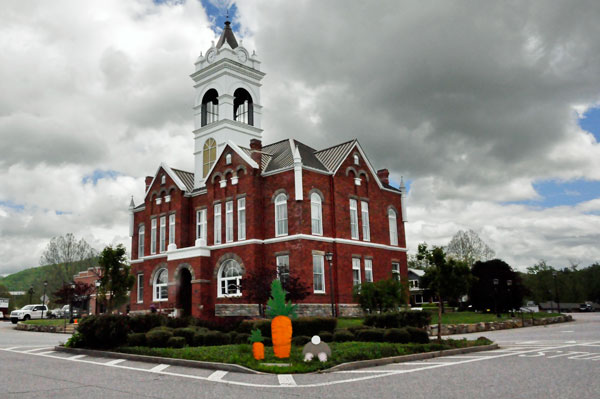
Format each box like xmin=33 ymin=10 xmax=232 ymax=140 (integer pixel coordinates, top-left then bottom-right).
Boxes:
xmin=105 ymin=359 xmax=126 ymax=366
xmin=38 ymin=351 xmax=55 ymax=355
xmin=278 ymin=374 xmax=296 ymax=386
xmin=22 ymin=347 xmax=53 ymax=353
xmin=150 ymin=364 xmax=170 ymax=372
xmin=68 ymin=354 xmax=87 ymax=360
xmin=208 ymin=370 xmax=228 ymax=381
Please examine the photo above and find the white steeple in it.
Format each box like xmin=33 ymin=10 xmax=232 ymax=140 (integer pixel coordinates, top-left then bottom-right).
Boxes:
xmin=191 ymin=19 xmax=265 ymax=188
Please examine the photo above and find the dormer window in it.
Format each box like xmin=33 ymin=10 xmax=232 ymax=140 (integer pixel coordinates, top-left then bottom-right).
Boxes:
xmin=234 ymin=88 xmax=253 ymax=126
xmin=353 ymin=154 xmax=360 ymax=165
xmin=201 ymin=89 xmax=219 ymax=127
xmin=225 ymin=153 xmax=232 ymax=165
xmin=161 ymin=175 xmax=166 ymax=185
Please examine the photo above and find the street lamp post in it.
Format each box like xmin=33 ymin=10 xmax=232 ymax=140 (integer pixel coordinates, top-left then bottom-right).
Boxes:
xmin=506 ymin=279 xmax=514 ymax=317
xmin=95 ymin=280 xmax=101 ymax=315
xmin=493 ymin=278 xmax=500 ymax=318
xmin=552 ymin=271 xmax=561 ymax=314
xmin=41 ymin=281 xmax=48 ymax=319
xmin=28 ymin=285 xmax=34 ymax=304
xmin=325 ymin=252 xmax=336 ymax=318
xmin=69 ymin=282 xmax=76 ymax=324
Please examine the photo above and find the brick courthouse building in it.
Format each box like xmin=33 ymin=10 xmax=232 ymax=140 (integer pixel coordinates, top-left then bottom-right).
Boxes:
xmin=129 ymin=21 xmax=408 ymax=318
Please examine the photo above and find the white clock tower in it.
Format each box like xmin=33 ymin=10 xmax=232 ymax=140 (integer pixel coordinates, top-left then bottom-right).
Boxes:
xmin=191 ymin=20 xmax=265 ymax=188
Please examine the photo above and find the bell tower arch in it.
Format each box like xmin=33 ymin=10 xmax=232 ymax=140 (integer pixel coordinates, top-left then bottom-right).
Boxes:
xmin=191 ymin=19 xmax=265 ymax=188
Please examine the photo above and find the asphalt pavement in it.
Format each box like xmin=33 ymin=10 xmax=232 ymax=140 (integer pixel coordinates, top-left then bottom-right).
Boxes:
xmin=1 ymin=313 xmax=598 ymax=399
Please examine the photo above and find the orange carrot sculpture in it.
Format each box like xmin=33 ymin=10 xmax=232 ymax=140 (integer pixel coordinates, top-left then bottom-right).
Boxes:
xmin=267 ymin=280 xmax=297 ymax=358
xmin=249 ymin=329 xmax=264 ymax=360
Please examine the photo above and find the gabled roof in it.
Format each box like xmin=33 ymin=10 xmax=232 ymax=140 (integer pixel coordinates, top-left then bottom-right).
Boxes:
xmin=216 ymin=21 xmax=238 ymax=49
xmin=172 ymin=168 xmax=195 ymax=192
xmin=261 ymin=139 xmax=295 ymax=173
xmin=408 ymin=268 xmax=425 ymax=277
xmin=315 ymin=139 xmax=356 ymax=172
xmin=144 ymin=162 xmax=189 ymax=199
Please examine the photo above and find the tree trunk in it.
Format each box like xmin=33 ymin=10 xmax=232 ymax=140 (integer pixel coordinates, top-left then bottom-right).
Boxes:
xmin=437 ymin=294 xmax=442 ymax=341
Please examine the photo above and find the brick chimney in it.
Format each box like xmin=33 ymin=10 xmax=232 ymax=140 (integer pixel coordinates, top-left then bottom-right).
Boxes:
xmin=377 ymin=169 xmax=389 ymax=185
xmin=145 ymin=176 xmax=153 ymax=191
xmin=250 ymin=139 xmax=262 ymax=166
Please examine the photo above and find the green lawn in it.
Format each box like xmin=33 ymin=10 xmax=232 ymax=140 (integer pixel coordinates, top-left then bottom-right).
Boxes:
xmin=336 ymin=318 xmax=364 ymax=329
xmin=429 ymin=311 xmax=562 ymax=325
xmin=22 ymin=319 xmax=67 ymax=326
xmin=118 ymin=338 xmax=492 ymax=373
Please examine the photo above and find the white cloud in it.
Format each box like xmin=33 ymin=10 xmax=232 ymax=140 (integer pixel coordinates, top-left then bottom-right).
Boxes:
xmin=1 ymin=0 xmax=600 ymax=274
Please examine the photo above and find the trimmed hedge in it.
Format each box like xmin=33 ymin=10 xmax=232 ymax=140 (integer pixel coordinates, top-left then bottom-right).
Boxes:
xmin=318 ymin=331 xmax=333 ymax=342
xmin=292 ymin=335 xmax=311 ymax=346
xmin=129 ymin=314 xmax=166 ymax=333
xmin=406 ymin=327 xmax=430 ymax=344
xmin=173 ymin=328 xmax=196 ymax=345
xmin=127 ymin=333 xmax=147 ymax=347
xmin=384 ymin=328 xmax=410 ymax=343
xmin=203 ymin=331 xmax=230 ymax=346
xmin=364 ymin=311 xmax=431 ymax=329
xmin=356 ymin=328 xmax=386 ymax=342
xmin=76 ymin=315 xmax=130 ymax=349
xmin=146 ymin=329 xmax=173 ymax=348
xmin=167 ymin=336 xmax=186 ymax=348
xmin=333 ymin=330 xmax=355 ymax=342
xmin=292 ymin=317 xmax=337 ymax=336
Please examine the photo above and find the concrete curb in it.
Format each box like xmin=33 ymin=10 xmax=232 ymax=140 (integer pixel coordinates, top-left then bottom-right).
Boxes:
xmin=322 ymin=343 xmax=499 ymax=373
xmin=53 ymin=346 xmax=263 ymax=374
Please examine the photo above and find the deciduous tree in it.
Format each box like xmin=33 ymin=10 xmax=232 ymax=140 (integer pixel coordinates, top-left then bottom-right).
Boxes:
xmin=446 ymin=230 xmax=495 ymax=268
xmin=97 ymin=245 xmax=134 ymax=312
xmin=40 ymin=233 xmax=97 ymax=284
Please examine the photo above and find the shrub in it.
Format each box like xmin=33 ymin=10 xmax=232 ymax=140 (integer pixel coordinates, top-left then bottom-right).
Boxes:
xmin=129 ymin=314 xmax=167 ymax=333
xmin=347 ymin=324 xmax=369 ymax=334
xmin=195 ymin=316 xmax=246 ymax=332
xmin=234 ymin=333 xmax=250 ymax=344
xmin=203 ymin=331 xmax=230 ymax=346
xmin=383 ymin=328 xmax=410 ymax=343
xmin=406 ymin=327 xmax=430 ymax=343
xmin=127 ymin=333 xmax=147 ymax=347
xmin=146 ymin=329 xmax=173 ymax=348
xmin=292 ymin=317 xmax=337 ymax=337
xmin=228 ymin=331 xmax=239 ymax=343
xmin=263 ymin=337 xmax=272 ymax=346
xmin=237 ymin=319 xmax=271 ymax=337
xmin=167 ymin=316 xmax=194 ymax=329
xmin=402 ymin=311 xmax=432 ymax=329
xmin=333 ymin=330 xmax=354 ymax=342
xmin=364 ymin=311 xmax=432 ymax=329
xmin=318 ymin=331 xmax=333 ymax=342
xmin=167 ymin=336 xmax=186 ymax=348
xmin=173 ymin=328 xmax=196 ymax=345
xmin=193 ymin=332 xmax=206 ymax=346
xmin=77 ymin=315 xmax=130 ymax=349
xmin=356 ymin=328 xmax=385 ymax=342
xmin=65 ymin=332 xmax=85 ymax=348
xmin=292 ymin=335 xmax=311 ymax=346
xmin=353 ymin=278 xmax=406 ymax=313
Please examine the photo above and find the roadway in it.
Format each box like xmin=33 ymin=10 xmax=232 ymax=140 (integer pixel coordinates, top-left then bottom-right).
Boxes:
xmin=1 ymin=313 xmax=598 ymax=398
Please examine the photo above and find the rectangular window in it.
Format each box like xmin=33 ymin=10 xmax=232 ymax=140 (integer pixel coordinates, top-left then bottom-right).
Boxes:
xmin=361 ymin=201 xmax=370 ymax=241
xmin=225 ymin=201 xmax=233 ymax=243
xmin=214 ymin=203 xmax=222 ymax=244
xmin=138 ymin=225 xmax=145 ymax=258
xmin=137 ymin=274 xmax=144 ymax=303
xmin=196 ymin=209 xmax=207 ymax=241
xmin=238 ymin=198 xmax=246 ymax=240
xmin=392 ymin=262 xmax=400 ymax=281
xmin=150 ymin=218 xmax=157 ymax=254
xmin=365 ymin=258 xmax=373 ymax=283
xmin=276 ymin=255 xmax=290 ymax=282
xmin=313 ymin=254 xmax=325 ymax=293
xmin=352 ymin=258 xmax=361 ymax=286
xmin=409 ymin=280 xmax=419 ymax=289
xmin=159 ymin=216 xmax=166 ymax=252
xmin=311 ymin=195 xmax=322 ymax=235
xmin=275 ymin=197 xmax=288 ymax=236
xmin=349 ymin=199 xmax=359 ymax=239
xmin=168 ymin=214 xmax=175 ymax=245
xmin=389 ymin=210 xmax=399 ymax=246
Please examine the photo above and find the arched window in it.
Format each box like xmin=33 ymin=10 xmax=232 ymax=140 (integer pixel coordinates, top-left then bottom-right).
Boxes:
xmin=138 ymin=224 xmax=145 ymax=258
xmin=388 ymin=209 xmax=398 ymax=246
xmin=203 ymin=138 xmax=217 ymax=177
xmin=353 ymin=154 xmax=359 ymax=165
xmin=218 ymin=259 xmax=242 ymax=297
xmin=225 ymin=153 xmax=232 ymax=165
xmin=201 ymin=89 xmax=219 ymax=127
xmin=153 ymin=268 xmax=168 ymax=301
xmin=275 ymin=193 xmax=288 ymax=236
xmin=233 ymin=88 xmax=253 ymax=126
xmin=310 ymin=193 xmax=322 ymax=235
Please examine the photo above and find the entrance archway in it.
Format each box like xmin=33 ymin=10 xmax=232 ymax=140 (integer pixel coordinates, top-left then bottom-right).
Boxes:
xmin=178 ymin=268 xmax=192 ymax=317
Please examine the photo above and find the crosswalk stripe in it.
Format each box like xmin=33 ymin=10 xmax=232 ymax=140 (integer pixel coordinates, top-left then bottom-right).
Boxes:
xmin=278 ymin=374 xmax=296 ymax=386
xmin=105 ymin=359 xmax=126 ymax=366
xmin=150 ymin=364 xmax=170 ymax=372
xmin=68 ymin=354 xmax=87 ymax=360
xmin=22 ymin=347 xmax=52 ymax=353
xmin=208 ymin=370 xmax=228 ymax=381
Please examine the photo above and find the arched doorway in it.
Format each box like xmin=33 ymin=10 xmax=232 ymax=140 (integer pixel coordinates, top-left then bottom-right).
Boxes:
xmin=178 ymin=268 xmax=192 ymax=317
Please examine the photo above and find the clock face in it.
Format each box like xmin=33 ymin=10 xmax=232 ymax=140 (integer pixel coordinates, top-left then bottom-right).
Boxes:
xmin=207 ymin=50 xmax=216 ymax=63
xmin=236 ymin=50 xmax=247 ymax=63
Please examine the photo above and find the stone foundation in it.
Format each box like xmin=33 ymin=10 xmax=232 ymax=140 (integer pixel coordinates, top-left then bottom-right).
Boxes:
xmin=215 ymin=304 xmax=260 ymax=317
xmin=428 ymin=315 xmax=573 ymax=336
xmin=16 ymin=322 xmax=68 ymax=333
xmin=338 ymin=304 xmax=363 ymax=317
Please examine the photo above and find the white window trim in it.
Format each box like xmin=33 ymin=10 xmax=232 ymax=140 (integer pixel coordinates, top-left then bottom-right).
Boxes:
xmin=275 ymin=193 xmax=288 ymax=237
xmin=168 ymin=214 xmax=175 ymax=245
xmin=150 ymin=218 xmax=157 ymax=255
xmin=214 ymin=203 xmax=222 ymax=244
xmin=217 ymin=259 xmax=242 ymax=298
xmin=237 ymin=198 xmax=246 ymax=241
xmin=349 ymin=199 xmax=359 ymax=240
xmin=311 ymin=193 xmax=323 ymax=236
xmin=136 ymin=273 xmax=144 ymax=303
xmin=196 ymin=209 xmax=207 ymax=241
xmin=352 ymin=258 xmax=362 ymax=286
xmin=361 ymin=201 xmax=370 ymax=242
xmin=313 ymin=254 xmax=325 ymax=293
xmin=392 ymin=262 xmax=400 ymax=281
xmin=153 ymin=268 xmax=168 ymax=302
xmin=364 ymin=258 xmax=373 ymax=283
xmin=159 ymin=216 xmax=166 ymax=253
xmin=138 ymin=224 xmax=145 ymax=259
xmin=225 ymin=200 xmax=234 ymax=243
xmin=276 ymin=255 xmax=290 ymax=280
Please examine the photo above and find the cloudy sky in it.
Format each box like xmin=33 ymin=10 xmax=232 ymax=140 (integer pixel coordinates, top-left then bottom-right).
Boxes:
xmin=1 ymin=0 xmax=600 ymax=275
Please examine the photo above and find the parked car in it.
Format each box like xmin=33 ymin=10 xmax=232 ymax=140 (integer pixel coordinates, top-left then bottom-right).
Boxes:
xmin=60 ymin=305 xmax=80 ymax=319
xmin=47 ymin=308 xmax=63 ymax=319
xmin=579 ymin=303 xmax=593 ymax=312
xmin=10 ymin=304 xmax=49 ymax=324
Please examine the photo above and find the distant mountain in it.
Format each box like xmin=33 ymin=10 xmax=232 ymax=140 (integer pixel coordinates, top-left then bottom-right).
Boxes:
xmin=0 ymin=259 xmax=98 ymax=292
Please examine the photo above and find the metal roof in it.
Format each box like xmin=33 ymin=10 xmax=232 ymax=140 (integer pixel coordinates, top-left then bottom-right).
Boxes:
xmin=315 ymin=139 xmax=356 ymax=172
xmin=216 ymin=21 xmax=238 ymax=49
xmin=171 ymin=168 xmax=195 ymax=192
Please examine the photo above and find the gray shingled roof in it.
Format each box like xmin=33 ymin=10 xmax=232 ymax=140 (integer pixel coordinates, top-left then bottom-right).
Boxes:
xmin=172 ymin=168 xmax=195 ymax=192
xmin=315 ymin=140 xmax=356 ymax=172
